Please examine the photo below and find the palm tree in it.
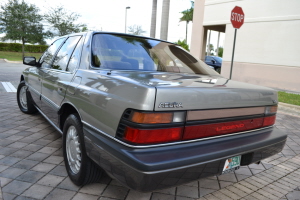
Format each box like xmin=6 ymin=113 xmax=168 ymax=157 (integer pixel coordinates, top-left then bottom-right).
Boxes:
xmin=180 ymin=7 xmax=193 ymax=42
xmin=150 ymin=0 xmax=157 ymax=38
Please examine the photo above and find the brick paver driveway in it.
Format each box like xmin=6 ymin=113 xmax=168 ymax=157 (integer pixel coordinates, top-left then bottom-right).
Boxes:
xmin=1 ymin=91 xmax=300 ymax=200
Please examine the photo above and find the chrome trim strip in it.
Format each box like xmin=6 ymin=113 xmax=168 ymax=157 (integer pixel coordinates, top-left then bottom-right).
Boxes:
xmin=35 ymin=106 xmax=62 ymax=134
xmin=46 ymin=69 xmax=73 ymax=74
xmin=41 ymin=94 xmax=60 ymax=111
xmin=27 ymin=85 xmax=40 ymax=96
xmin=82 ymin=120 xmax=273 ymax=149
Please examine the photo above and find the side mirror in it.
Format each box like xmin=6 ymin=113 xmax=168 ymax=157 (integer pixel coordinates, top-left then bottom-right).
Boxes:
xmin=23 ymin=57 xmax=37 ymax=66
xmin=211 ymin=60 xmax=216 ymax=64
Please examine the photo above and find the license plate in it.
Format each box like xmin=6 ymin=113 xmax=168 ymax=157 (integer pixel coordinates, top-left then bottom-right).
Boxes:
xmin=222 ymin=156 xmax=241 ymax=174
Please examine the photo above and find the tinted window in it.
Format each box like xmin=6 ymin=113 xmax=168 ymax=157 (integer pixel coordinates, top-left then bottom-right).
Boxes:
xmin=205 ymin=56 xmax=213 ymax=62
xmin=67 ymin=37 xmax=83 ymax=72
xmin=52 ymin=36 xmax=82 ymax=71
xmin=91 ymin=34 xmax=219 ymax=75
xmin=40 ymin=38 xmax=65 ymax=68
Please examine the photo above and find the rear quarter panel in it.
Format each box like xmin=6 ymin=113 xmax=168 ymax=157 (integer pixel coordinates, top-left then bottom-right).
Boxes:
xmin=65 ymin=69 xmax=156 ymax=137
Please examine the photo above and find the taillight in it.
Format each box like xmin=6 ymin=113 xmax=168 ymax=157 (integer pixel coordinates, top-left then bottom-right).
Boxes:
xmin=118 ymin=105 xmax=277 ymax=145
xmin=263 ymin=115 xmax=276 ymax=127
xmin=124 ymin=127 xmax=183 ymax=144
xmin=265 ymin=105 xmax=277 ymax=115
xmin=129 ymin=111 xmax=185 ymax=124
xmin=183 ymin=118 xmax=264 ymax=140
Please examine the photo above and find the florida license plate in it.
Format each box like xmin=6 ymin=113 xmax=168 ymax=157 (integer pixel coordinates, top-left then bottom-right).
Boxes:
xmin=222 ymin=156 xmax=241 ymax=174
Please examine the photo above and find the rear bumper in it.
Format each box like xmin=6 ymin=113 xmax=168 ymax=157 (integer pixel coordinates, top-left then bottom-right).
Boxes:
xmin=83 ymin=126 xmax=286 ymax=192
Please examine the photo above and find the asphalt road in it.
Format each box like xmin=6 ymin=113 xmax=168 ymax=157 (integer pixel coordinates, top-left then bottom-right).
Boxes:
xmin=0 ymin=60 xmax=27 ymax=92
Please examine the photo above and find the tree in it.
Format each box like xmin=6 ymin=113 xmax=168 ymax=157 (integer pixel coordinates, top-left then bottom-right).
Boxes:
xmin=179 ymin=1 xmax=194 ymax=41
xmin=0 ymin=0 xmax=49 ymax=58
xmin=216 ymin=47 xmax=223 ymax=57
xmin=128 ymin=25 xmax=146 ymax=36
xmin=44 ymin=6 xmax=86 ymax=36
xmin=175 ymin=39 xmax=189 ymax=51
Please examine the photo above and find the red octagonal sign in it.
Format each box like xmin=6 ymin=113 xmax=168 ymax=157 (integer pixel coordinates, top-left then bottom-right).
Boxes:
xmin=231 ymin=6 xmax=244 ymax=29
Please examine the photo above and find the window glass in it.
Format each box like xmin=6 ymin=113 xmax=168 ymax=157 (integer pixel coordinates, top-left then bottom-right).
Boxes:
xmin=205 ymin=57 xmax=213 ymax=62
xmin=52 ymin=36 xmax=82 ymax=71
xmin=91 ymin=34 xmax=219 ymax=76
xmin=67 ymin=37 xmax=83 ymax=72
xmin=40 ymin=38 xmax=65 ymax=69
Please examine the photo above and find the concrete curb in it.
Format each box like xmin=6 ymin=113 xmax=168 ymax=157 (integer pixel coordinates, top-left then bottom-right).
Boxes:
xmin=0 ymin=58 xmax=22 ymax=64
xmin=278 ymin=102 xmax=300 ymax=117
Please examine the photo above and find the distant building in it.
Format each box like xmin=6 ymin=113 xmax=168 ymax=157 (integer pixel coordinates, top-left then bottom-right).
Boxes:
xmin=190 ymin=0 xmax=300 ymax=92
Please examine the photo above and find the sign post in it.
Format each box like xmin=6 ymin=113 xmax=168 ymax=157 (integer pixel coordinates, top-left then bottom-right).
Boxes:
xmin=229 ymin=6 xmax=244 ymax=79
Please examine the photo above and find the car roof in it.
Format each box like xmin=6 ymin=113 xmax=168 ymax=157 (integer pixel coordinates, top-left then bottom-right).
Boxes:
xmin=55 ymin=31 xmax=176 ymax=46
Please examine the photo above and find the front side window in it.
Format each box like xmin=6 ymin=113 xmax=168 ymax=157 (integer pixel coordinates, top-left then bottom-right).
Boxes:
xmin=40 ymin=38 xmax=65 ymax=68
xmin=91 ymin=34 xmax=219 ymax=75
xmin=52 ymin=36 xmax=82 ymax=71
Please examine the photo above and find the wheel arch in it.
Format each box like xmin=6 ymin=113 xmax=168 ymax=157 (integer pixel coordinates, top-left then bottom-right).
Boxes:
xmin=59 ymin=102 xmax=82 ymax=131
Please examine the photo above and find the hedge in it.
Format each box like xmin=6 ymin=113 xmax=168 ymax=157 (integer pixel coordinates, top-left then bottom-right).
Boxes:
xmin=0 ymin=43 xmax=48 ymax=53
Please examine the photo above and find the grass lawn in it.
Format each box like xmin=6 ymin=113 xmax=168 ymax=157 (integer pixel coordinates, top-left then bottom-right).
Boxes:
xmin=278 ymin=91 xmax=300 ymax=106
xmin=0 ymin=51 xmax=42 ymax=61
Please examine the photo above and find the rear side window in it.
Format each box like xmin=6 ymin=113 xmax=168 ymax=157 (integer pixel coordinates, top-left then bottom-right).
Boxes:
xmin=67 ymin=37 xmax=83 ymax=72
xmin=40 ymin=38 xmax=65 ymax=68
xmin=52 ymin=36 xmax=82 ymax=71
xmin=91 ymin=34 xmax=219 ymax=76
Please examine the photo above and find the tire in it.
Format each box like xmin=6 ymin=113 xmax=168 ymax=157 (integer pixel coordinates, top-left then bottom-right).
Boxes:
xmin=17 ymin=81 xmax=37 ymax=114
xmin=63 ymin=114 xmax=102 ymax=186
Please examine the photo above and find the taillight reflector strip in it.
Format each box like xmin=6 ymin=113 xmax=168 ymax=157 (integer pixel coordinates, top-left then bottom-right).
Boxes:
xmin=183 ymin=115 xmax=276 ymax=140
xmin=124 ymin=126 xmax=183 ymax=144
xmin=183 ymin=118 xmax=264 ymax=140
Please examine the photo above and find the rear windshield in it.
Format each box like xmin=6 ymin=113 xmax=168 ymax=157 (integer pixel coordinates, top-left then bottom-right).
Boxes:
xmin=91 ymin=34 xmax=219 ymax=75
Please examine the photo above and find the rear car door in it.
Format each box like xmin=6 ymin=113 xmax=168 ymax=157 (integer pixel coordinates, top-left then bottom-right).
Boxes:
xmin=40 ymin=35 xmax=83 ymax=126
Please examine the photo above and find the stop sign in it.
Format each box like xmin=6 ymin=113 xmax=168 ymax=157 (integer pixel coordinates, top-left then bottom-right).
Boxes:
xmin=230 ymin=6 xmax=244 ymax=29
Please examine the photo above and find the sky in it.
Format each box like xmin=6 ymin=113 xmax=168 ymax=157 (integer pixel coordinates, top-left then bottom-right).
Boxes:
xmin=1 ymin=0 xmax=224 ymax=53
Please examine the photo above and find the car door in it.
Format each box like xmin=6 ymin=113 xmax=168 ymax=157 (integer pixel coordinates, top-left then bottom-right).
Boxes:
xmin=27 ymin=38 xmax=66 ymax=109
xmin=205 ymin=56 xmax=215 ymax=67
xmin=40 ymin=35 xmax=82 ymax=126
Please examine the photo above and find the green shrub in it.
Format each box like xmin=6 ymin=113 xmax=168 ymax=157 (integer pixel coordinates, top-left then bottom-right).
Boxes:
xmin=0 ymin=43 xmax=48 ymax=53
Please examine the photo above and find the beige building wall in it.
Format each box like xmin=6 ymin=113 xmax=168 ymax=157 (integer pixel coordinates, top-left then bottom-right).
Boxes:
xmin=191 ymin=0 xmax=300 ymax=92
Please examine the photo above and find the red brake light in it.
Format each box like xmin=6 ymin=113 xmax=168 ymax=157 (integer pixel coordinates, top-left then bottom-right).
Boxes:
xmin=124 ymin=127 xmax=183 ymax=144
xmin=263 ymin=115 xmax=276 ymax=127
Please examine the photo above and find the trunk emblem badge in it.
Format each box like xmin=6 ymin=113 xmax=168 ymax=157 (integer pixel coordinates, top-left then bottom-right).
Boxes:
xmin=158 ymin=102 xmax=183 ymax=108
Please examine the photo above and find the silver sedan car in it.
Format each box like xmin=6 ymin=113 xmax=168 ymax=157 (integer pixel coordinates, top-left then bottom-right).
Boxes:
xmin=17 ymin=31 xmax=287 ymax=192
